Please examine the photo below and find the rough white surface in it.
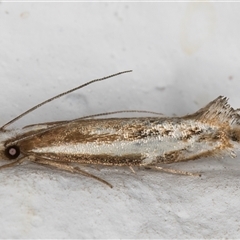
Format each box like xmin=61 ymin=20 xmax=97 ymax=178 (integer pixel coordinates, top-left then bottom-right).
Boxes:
xmin=0 ymin=2 xmax=240 ymax=238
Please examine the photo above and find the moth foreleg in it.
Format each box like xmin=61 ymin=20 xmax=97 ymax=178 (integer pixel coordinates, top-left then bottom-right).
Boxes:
xmin=149 ymin=166 xmax=201 ymax=177
xmin=0 ymin=157 xmax=26 ymax=171
xmin=32 ymin=158 xmax=113 ymax=188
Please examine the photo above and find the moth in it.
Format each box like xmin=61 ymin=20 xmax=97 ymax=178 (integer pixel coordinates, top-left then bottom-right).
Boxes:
xmin=0 ymin=70 xmax=240 ymax=187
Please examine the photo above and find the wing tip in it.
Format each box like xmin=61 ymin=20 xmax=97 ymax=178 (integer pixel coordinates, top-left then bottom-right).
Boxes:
xmin=188 ymin=96 xmax=239 ymax=125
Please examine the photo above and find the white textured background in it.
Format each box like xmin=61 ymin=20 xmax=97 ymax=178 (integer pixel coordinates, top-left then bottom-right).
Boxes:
xmin=1 ymin=2 xmax=240 ymax=238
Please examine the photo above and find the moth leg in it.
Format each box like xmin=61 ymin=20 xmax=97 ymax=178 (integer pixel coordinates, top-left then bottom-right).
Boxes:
xmin=33 ymin=159 xmax=113 ymax=188
xmin=129 ymin=166 xmax=136 ymax=174
xmin=150 ymin=166 xmax=201 ymax=177
xmin=0 ymin=157 xmax=26 ymax=170
xmin=73 ymin=166 xmax=113 ymax=188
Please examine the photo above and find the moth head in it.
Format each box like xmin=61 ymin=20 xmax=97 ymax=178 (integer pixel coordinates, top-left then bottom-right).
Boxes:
xmin=0 ymin=131 xmax=22 ymax=161
xmin=4 ymin=145 xmax=21 ymax=160
xmin=0 ymin=142 xmax=21 ymax=161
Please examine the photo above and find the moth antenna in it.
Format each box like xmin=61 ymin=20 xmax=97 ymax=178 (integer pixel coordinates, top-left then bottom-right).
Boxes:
xmin=1 ymin=70 xmax=132 ymax=130
xmin=78 ymin=110 xmax=164 ymax=119
xmin=23 ymin=110 xmax=164 ymax=129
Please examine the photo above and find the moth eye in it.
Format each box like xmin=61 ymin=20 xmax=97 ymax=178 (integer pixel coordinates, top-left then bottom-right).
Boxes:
xmin=4 ymin=145 xmax=20 ymax=160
